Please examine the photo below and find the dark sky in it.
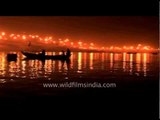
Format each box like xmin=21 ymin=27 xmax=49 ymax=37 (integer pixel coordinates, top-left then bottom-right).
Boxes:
xmin=0 ymin=16 xmax=158 ymax=48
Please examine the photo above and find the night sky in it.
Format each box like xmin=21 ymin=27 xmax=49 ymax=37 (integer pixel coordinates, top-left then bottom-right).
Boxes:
xmin=0 ymin=16 xmax=158 ymax=48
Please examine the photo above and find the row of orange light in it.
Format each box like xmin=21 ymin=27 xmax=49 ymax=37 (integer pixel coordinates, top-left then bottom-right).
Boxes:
xmin=0 ymin=32 xmax=158 ymax=51
xmin=0 ymin=32 xmax=97 ymax=49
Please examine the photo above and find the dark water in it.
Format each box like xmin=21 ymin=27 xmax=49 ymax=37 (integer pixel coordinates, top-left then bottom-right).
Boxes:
xmin=0 ymin=52 xmax=158 ymax=118
xmin=0 ymin=52 xmax=158 ymax=82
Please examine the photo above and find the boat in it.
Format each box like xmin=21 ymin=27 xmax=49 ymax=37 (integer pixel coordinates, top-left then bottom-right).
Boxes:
xmin=7 ymin=54 xmax=17 ymax=61
xmin=126 ymin=52 xmax=137 ymax=54
xmin=21 ymin=51 xmax=71 ymax=60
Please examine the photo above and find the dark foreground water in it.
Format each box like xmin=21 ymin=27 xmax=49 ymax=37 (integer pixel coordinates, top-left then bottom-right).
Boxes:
xmin=0 ymin=52 xmax=158 ymax=118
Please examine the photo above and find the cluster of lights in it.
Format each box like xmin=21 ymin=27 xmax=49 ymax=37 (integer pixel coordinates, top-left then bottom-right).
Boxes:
xmin=0 ymin=32 xmax=158 ymax=53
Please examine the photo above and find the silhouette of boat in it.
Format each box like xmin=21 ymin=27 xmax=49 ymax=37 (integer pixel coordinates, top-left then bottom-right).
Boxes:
xmin=7 ymin=54 xmax=17 ymax=61
xmin=127 ymin=52 xmax=137 ymax=54
xmin=21 ymin=51 xmax=71 ymax=60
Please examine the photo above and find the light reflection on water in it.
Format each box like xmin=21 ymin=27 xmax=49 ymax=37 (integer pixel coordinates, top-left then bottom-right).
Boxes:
xmin=0 ymin=52 xmax=158 ymax=82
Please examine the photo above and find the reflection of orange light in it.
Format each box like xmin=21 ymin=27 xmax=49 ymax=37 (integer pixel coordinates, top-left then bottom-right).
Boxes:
xmin=136 ymin=53 xmax=141 ymax=72
xmin=110 ymin=53 xmax=113 ymax=68
xmin=130 ymin=54 xmax=133 ymax=62
xmin=114 ymin=54 xmax=119 ymax=61
xmin=78 ymin=52 xmax=82 ymax=70
xmin=143 ymin=53 xmax=147 ymax=76
xmin=123 ymin=52 xmax=126 ymax=61
xmin=136 ymin=53 xmax=141 ymax=63
xmin=89 ymin=53 xmax=93 ymax=70
xmin=143 ymin=53 xmax=147 ymax=62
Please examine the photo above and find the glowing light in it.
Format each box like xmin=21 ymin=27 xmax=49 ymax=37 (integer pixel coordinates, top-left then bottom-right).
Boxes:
xmin=110 ymin=46 xmax=113 ymax=49
xmin=32 ymin=36 xmax=35 ymax=39
xmin=136 ymin=53 xmax=141 ymax=72
xmin=1 ymin=32 xmax=5 ymax=36
xmin=143 ymin=46 xmax=149 ymax=50
xmin=13 ymin=36 xmax=17 ymax=39
xmin=89 ymin=53 xmax=93 ymax=70
xmin=64 ymin=39 xmax=69 ymax=42
xmin=49 ymin=37 xmax=52 ymax=39
xmin=10 ymin=34 xmax=14 ymax=37
xmin=78 ymin=52 xmax=82 ymax=70
xmin=110 ymin=53 xmax=113 ymax=68
xmin=52 ymin=41 xmax=56 ymax=44
xmin=130 ymin=46 xmax=133 ymax=49
xmin=130 ymin=54 xmax=133 ymax=62
xmin=123 ymin=52 xmax=126 ymax=61
xmin=138 ymin=44 xmax=141 ymax=46
xmin=71 ymin=42 xmax=74 ymax=45
xmin=22 ymin=35 xmax=26 ymax=40
xmin=90 ymin=43 xmax=94 ymax=46
xmin=123 ymin=46 xmax=126 ymax=49
xmin=78 ymin=41 xmax=82 ymax=45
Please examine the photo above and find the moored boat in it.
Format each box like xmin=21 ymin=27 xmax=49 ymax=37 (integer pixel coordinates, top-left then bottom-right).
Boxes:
xmin=21 ymin=51 xmax=71 ymax=60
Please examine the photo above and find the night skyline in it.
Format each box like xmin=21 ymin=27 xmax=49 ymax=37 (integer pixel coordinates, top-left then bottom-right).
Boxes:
xmin=0 ymin=16 xmax=158 ymax=48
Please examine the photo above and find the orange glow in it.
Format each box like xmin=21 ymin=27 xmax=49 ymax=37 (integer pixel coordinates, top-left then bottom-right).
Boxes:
xmin=143 ymin=53 xmax=147 ymax=76
xmin=130 ymin=46 xmax=133 ymax=49
xmin=110 ymin=53 xmax=113 ymax=68
xmin=13 ymin=36 xmax=17 ymax=39
xmin=71 ymin=42 xmax=74 ymax=45
xmin=78 ymin=52 xmax=82 ymax=70
xmin=89 ymin=53 xmax=93 ymax=70
xmin=10 ymin=34 xmax=14 ymax=37
xmin=49 ymin=37 xmax=52 ymax=39
xmin=22 ymin=36 xmax=26 ymax=40
xmin=136 ymin=53 xmax=141 ymax=72
xmin=143 ymin=46 xmax=149 ymax=50
xmin=123 ymin=52 xmax=126 ymax=61
xmin=130 ymin=54 xmax=133 ymax=62
xmin=64 ymin=39 xmax=69 ymax=42
xmin=78 ymin=42 xmax=82 ymax=46
xmin=32 ymin=36 xmax=35 ymax=39
xmin=90 ymin=43 xmax=94 ymax=46
xmin=110 ymin=46 xmax=113 ymax=49
xmin=138 ymin=44 xmax=141 ymax=46
xmin=0 ymin=31 xmax=157 ymax=52
xmin=1 ymin=32 xmax=5 ymax=36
